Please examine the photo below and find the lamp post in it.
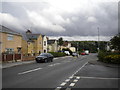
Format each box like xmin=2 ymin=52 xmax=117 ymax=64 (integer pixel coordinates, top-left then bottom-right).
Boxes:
xmin=97 ymin=27 xmax=100 ymax=53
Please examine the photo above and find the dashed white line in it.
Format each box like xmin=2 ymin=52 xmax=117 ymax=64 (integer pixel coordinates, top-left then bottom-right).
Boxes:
xmin=76 ymin=76 xmax=80 ymax=79
xmin=73 ymin=79 xmax=78 ymax=82
xmin=48 ymin=63 xmax=61 ymax=67
xmin=18 ymin=68 xmax=42 ymax=75
xmin=65 ymin=79 xmax=70 ymax=82
xmin=60 ymin=82 xmax=66 ymax=86
xmin=69 ymin=76 xmax=73 ymax=79
xmin=72 ymin=62 xmax=88 ymax=76
xmin=69 ymin=83 xmax=75 ymax=86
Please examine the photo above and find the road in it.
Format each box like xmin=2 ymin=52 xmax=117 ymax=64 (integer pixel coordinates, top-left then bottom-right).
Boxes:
xmin=2 ymin=54 xmax=119 ymax=89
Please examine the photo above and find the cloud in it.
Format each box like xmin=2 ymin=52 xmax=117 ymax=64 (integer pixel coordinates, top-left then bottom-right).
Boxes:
xmin=0 ymin=13 xmax=24 ymax=31
xmin=87 ymin=16 xmax=97 ymax=23
xmin=48 ymin=35 xmax=113 ymax=41
xmin=1 ymin=0 xmax=118 ymax=41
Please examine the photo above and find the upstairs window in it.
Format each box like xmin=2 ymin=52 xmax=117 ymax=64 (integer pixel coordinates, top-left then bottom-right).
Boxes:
xmin=44 ymin=41 xmax=46 ymax=46
xmin=7 ymin=34 xmax=13 ymax=40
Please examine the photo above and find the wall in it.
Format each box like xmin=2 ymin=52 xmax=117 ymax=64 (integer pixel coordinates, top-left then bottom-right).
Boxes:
xmin=1 ymin=32 xmax=22 ymax=53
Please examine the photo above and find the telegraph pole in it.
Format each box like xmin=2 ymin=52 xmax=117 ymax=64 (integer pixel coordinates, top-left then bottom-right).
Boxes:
xmin=97 ymin=27 xmax=100 ymax=53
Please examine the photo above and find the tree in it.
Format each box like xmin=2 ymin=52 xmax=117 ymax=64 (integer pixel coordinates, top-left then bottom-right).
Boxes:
xmin=58 ymin=37 xmax=63 ymax=46
xmin=110 ymin=34 xmax=120 ymax=51
xmin=58 ymin=37 xmax=63 ymax=51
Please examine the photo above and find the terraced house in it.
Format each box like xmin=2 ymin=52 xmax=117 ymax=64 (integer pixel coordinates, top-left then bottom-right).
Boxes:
xmin=0 ymin=25 xmax=22 ymax=54
xmin=22 ymin=30 xmax=47 ymax=56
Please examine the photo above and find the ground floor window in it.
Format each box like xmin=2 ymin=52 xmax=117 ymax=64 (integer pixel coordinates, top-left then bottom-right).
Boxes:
xmin=5 ymin=48 xmax=14 ymax=54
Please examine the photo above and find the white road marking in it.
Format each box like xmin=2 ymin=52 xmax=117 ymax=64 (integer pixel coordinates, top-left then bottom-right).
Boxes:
xmin=73 ymin=79 xmax=78 ymax=82
xmin=69 ymin=83 xmax=75 ymax=86
xmin=76 ymin=76 xmax=80 ymax=79
xmin=81 ymin=76 xmax=120 ymax=80
xmin=48 ymin=63 xmax=61 ymax=67
xmin=56 ymin=87 xmax=62 ymax=89
xmin=18 ymin=68 xmax=42 ymax=75
xmin=55 ymin=87 xmax=61 ymax=90
xmin=65 ymin=79 xmax=70 ymax=82
xmin=72 ymin=62 xmax=88 ymax=76
xmin=60 ymin=82 xmax=66 ymax=86
xmin=69 ymin=76 xmax=73 ymax=79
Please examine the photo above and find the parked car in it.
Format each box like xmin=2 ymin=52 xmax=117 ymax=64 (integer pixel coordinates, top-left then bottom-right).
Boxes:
xmin=84 ymin=50 xmax=89 ymax=55
xmin=72 ymin=52 xmax=79 ymax=57
xmin=35 ymin=53 xmax=54 ymax=63
xmin=81 ymin=52 xmax=86 ymax=55
xmin=64 ymin=51 xmax=70 ymax=55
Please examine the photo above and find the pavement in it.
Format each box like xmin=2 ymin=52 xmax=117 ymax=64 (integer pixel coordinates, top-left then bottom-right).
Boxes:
xmin=1 ymin=56 xmax=72 ymax=69
xmin=2 ymin=53 xmax=120 ymax=89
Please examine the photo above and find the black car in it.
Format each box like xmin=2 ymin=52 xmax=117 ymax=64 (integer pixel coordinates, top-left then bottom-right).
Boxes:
xmin=35 ymin=53 xmax=54 ymax=63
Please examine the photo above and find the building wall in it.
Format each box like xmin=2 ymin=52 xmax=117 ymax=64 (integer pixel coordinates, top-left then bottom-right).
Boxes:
xmin=1 ymin=32 xmax=22 ymax=53
xmin=21 ymin=39 xmax=28 ymax=54
xmin=43 ymin=36 xmax=47 ymax=53
xmin=27 ymin=42 xmax=34 ymax=54
xmin=36 ymin=35 xmax=43 ymax=54
xmin=69 ymin=47 xmax=76 ymax=52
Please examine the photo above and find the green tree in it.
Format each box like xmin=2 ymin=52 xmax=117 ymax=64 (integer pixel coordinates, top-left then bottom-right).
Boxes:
xmin=58 ymin=37 xmax=63 ymax=51
xmin=110 ymin=34 xmax=120 ymax=51
xmin=58 ymin=37 xmax=63 ymax=46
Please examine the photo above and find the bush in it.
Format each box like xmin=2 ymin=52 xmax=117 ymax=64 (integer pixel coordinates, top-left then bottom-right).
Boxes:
xmin=48 ymin=52 xmax=67 ymax=57
xmin=104 ymin=55 xmax=120 ymax=64
xmin=98 ymin=51 xmax=120 ymax=64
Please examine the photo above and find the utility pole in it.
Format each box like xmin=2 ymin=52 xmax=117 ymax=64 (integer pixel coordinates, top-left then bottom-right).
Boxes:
xmin=97 ymin=27 xmax=100 ymax=53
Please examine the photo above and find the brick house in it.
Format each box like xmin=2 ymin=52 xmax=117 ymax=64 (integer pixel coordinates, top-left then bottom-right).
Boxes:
xmin=0 ymin=25 xmax=22 ymax=54
xmin=22 ymin=30 xmax=47 ymax=56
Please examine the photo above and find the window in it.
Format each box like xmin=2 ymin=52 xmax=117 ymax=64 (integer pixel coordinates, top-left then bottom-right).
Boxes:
xmin=44 ymin=41 xmax=46 ymax=46
xmin=5 ymin=48 xmax=14 ymax=54
xmin=40 ymin=41 xmax=41 ymax=44
xmin=7 ymin=34 xmax=13 ymax=40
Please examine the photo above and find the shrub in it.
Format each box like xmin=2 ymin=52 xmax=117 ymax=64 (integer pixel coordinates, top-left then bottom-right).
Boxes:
xmin=104 ymin=55 xmax=120 ymax=64
xmin=48 ymin=52 xmax=67 ymax=57
xmin=98 ymin=51 xmax=120 ymax=64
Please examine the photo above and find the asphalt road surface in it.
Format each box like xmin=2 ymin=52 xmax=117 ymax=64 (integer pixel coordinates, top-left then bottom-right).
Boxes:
xmin=2 ymin=53 xmax=119 ymax=89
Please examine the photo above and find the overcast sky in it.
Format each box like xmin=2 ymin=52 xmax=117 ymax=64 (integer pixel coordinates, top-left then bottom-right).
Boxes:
xmin=0 ymin=0 xmax=119 ymax=41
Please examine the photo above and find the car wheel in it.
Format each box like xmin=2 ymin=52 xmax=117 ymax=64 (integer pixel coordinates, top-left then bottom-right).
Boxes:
xmin=36 ymin=60 xmax=40 ymax=63
xmin=51 ymin=59 xmax=53 ymax=62
xmin=44 ymin=59 xmax=47 ymax=63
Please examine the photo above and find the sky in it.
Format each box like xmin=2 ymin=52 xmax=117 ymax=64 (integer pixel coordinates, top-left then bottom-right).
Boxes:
xmin=0 ymin=0 xmax=119 ymax=41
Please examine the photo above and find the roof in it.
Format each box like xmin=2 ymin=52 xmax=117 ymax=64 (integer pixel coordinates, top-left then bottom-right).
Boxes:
xmin=47 ymin=39 xmax=56 ymax=44
xmin=0 ymin=25 xmax=21 ymax=36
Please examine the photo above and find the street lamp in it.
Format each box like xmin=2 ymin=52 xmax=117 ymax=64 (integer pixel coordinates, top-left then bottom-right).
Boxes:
xmin=97 ymin=27 xmax=100 ymax=53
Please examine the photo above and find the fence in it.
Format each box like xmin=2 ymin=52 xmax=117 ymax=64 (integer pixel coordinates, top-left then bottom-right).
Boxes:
xmin=2 ymin=53 xmax=36 ymax=62
xmin=2 ymin=53 xmax=22 ymax=62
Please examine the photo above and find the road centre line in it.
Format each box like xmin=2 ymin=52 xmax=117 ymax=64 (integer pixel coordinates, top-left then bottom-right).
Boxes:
xmin=71 ymin=62 xmax=88 ymax=77
xmin=48 ymin=63 xmax=61 ymax=67
xmin=18 ymin=68 xmax=42 ymax=75
xmin=80 ymin=76 xmax=120 ymax=80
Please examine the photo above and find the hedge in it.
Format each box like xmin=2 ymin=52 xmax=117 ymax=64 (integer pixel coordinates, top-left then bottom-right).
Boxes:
xmin=98 ymin=51 xmax=120 ymax=64
xmin=48 ymin=52 xmax=67 ymax=57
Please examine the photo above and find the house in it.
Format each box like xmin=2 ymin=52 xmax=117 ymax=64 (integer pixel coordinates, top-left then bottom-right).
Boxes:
xmin=58 ymin=41 xmax=76 ymax=52
xmin=47 ymin=39 xmax=58 ymax=52
xmin=0 ymin=25 xmax=22 ymax=54
xmin=22 ymin=30 xmax=47 ymax=56
xmin=42 ymin=35 xmax=48 ymax=53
